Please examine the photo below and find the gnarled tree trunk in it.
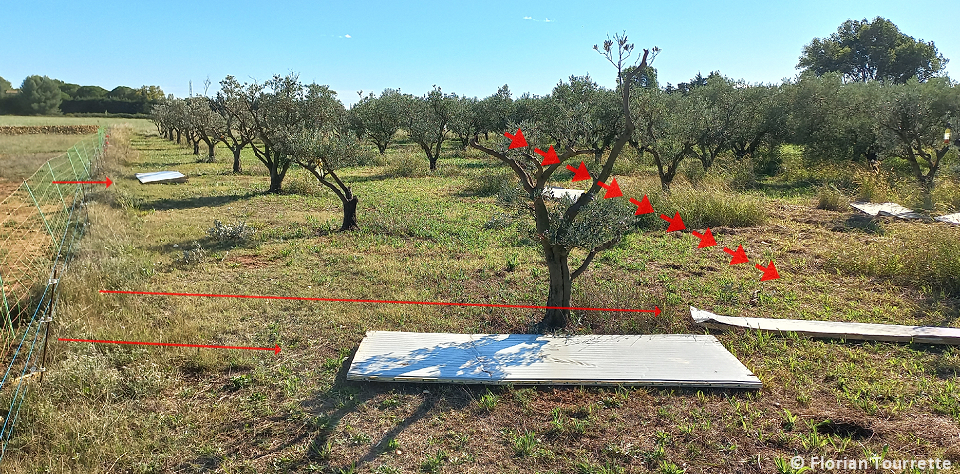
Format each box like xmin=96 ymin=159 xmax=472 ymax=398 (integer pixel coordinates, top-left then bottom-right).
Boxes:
xmin=233 ymin=147 xmax=243 ymax=173
xmin=542 ymin=244 xmax=572 ymax=329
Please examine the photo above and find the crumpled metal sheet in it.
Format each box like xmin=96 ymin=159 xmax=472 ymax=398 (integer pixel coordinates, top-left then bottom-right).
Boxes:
xmin=135 ymin=171 xmax=188 ymax=184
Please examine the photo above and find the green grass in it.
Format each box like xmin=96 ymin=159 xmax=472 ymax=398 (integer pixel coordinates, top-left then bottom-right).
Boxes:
xmin=5 ymin=128 xmax=960 ymax=472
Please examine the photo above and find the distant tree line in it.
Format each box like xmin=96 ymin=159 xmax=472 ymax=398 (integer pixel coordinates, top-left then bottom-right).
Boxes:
xmin=0 ymin=74 xmax=164 ymax=115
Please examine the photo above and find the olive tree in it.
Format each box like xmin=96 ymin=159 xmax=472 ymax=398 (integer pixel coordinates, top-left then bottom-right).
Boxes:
xmin=214 ymin=76 xmax=257 ymax=173
xmin=230 ymin=74 xmax=307 ymax=193
xmin=479 ymin=85 xmax=514 ymax=140
xmin=787 ymin=73 xmax=884 ymax=167
xmin=632 ymin=87 xmax=690 ymax=192
xmin=405 ymin=86 xmax=453 ymax=170
xmin=353 ymin=88 xmax=405 ymax=155
xmin=470 ymin=34 xmax=655 ymax=329
xmin=448 ymin=94 xmax=482 ymax=150
xmin=876 ymin=78 xmax=959 ymax=198
xmin=544 ymin=75 xmax=623 ymax=166
xmin=273 ymin=82 xmax=363 ymax=230
xmin=186 ymin=95 xmax=226 ymax=160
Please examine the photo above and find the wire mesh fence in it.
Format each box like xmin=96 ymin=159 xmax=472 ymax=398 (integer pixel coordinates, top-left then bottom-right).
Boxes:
xmin=0 ymin=127 xmax=105 ymax=460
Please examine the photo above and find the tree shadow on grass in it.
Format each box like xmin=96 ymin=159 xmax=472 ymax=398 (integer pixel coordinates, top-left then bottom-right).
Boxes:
xmin=139 ymin=191 xmax=258 ymax=212
xmin=278 ymin=335 xmax=550 ymax=472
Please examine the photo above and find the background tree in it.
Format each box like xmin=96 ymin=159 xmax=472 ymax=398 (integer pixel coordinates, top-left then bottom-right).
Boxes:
xmin=0 ymin=76 xmax=11 ymax=94
xmin=875 ymin=77 xmax=959 ymax=201
xmin=107 ymin=86 xmax=139 ymax=101
xmin=186 ymin=95 xmax=226 ymax=160
xmin=632 ymin=86 xmax=690 ymax=191
xmin=405 ymin=86 xmax=453 ymax=171
xmin=544 ymin=75 xmax=622 ymax=166
xmin=74 ymin=85 xmax=108 ymax=99
xmin=448 ymin=94 xmax=482 ymax=150
xmin=136 ymin=85 xmax=166 ymax=102
xmin=19 ymin=75 xmax=61 ymax=115
xmin=471 ymin=34 xmax=654 ymax=329
xmin=478 ymin=85 xmax=514 ymax=140
xmin=55 ymin=81 xmax=81 ymax=100
xmin=282 ymin=83 xmax=363 ymax=230
xmin=353 ymin=88 xmax=405 ymax=155
xmin=214 ymin=76 xmax=257 ymax=173
xmin=798 ymin=17 xmax=948 ymax=83
xmin=787 ymin=73 xmax=883 ymax=166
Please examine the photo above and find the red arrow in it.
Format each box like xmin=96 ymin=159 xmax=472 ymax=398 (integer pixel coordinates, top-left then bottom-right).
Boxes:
xmin=566 ymin=161 xmax=592 ymax=182
xmin=722 ymin=245 xmax=749 ymax=265
xmin=690 ymin=228 xmax=717 ymax=248
xmin=534 ymin=145 xmax=560 ymax=166
xmin=596 ymin=178 xmax=623 ymax=199
xmin=58 ymin=337 xmax=280 ymax=355
xmin=629 ymin=195 xmax=654 ymax=215
xmin=53 ymin=176 xmax=112 ymax=188
xmin=504 ymin=128 xmax=527 ymax=149
xmin=659 ymin=212 xmax=685 ymax=232
xmin=100 ymin=289 xmax=660 ymax=315
xmin=756 ymin=261 xmax=780 ymax=281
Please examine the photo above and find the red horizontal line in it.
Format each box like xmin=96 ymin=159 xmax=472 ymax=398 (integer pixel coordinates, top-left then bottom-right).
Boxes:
xmin=99 ymin=289 xmax=660 ymax=314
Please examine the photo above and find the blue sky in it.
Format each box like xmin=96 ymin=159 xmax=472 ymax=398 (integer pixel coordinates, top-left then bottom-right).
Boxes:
xmin=2 ymin=0 xmax=956 ymax=107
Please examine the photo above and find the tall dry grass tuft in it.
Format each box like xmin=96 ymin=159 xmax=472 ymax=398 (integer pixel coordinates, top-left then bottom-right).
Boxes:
xmin=644 ymin=182 xmax=768 ymax=230
xmin=825 ymin=224 xmax=960 ymax=297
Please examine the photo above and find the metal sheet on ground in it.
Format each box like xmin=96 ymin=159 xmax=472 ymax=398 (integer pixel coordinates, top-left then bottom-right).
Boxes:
xmin=347 ymin=331 xmax=761 ymax=388
xmin=935 ymin=213 xmax=960 ymax=225
xmin=691 ymin=306 xmax=960 ymax=345
xmin=849 ymin=201 xmax=925 ymax=220
xmin=135 ymin=171 xmax=188 ymax=184
xmin=543 ymin=187 xmax=585 ymax=200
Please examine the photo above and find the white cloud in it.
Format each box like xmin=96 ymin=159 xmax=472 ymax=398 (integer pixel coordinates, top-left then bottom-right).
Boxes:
xmin=544 ymin=18 xmax=551 ymax=22
xmin=523 ymin=16 xmax=532 ymax=20
xmin=345 ymin=34 xmax=351 ymax=38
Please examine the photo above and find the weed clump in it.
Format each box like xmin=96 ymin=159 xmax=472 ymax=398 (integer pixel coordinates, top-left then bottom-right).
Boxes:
xmin=816 ymin=185 xmax=848 ymax=211
xmin=207 ymin=220 xmax=252 ymax=241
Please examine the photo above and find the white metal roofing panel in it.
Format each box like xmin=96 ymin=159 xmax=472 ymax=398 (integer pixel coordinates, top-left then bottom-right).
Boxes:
xmin=135 ymin=171 xmax=188 ymax=184
xmin=935 ymin=213 xmax=960 ymax=225
xmin=347 ymin=331 xmax=761 ymax=388
xmin=849 ymin=201 xmax=925 ymax=220
xmin=691 ymin=306 xmax=960 ymax=345
xmin=542 ymin=187 xmax=585 ymax=200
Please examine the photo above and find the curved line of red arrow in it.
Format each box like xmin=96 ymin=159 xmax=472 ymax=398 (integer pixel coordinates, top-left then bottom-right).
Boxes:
xmin=507 ymin=128 xmax=780 ymax=282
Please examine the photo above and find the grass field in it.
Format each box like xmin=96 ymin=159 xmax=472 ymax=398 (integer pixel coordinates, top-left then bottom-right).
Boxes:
xmin=3 ymin=123 xmax=960 ymax=473
xmin=0 ymin=115 xmax=154 ymax=134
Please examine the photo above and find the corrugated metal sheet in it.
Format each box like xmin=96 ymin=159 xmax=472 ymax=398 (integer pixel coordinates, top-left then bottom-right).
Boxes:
xmin=691 ymin=306 xmax=960 ymax=345
xmin=850 ymin=201 xmax=926 ymax=220
xmin=135 ymin=171 xmax=188 ymax=184
xmin=543 ymin=187 xmax=585 ymax=200
xmin=347 ymin=331 xmax=761 ymax=389
xmin=935 ymin=212 xmax=960 ymax=225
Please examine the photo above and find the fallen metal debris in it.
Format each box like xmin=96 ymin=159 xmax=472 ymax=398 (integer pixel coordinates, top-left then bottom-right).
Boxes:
xmin=347 ymin=331 xmax=761 ymax=388
xmin=135 ymin=171 xmax=188 ymax=184
xmin=542 ymin=186 xmax=585 ymax=200
xmin=934 ymin=212 xmax=960 ymax=225
xmin=849 ymin=202 xmax=927 ymax=220
xmin=691 ymin=306 xmax=960 ymax=345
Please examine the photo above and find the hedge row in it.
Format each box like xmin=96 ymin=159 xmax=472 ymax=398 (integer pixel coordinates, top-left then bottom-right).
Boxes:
xmin=0 ymin=125 xmax=100 ymax=135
